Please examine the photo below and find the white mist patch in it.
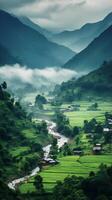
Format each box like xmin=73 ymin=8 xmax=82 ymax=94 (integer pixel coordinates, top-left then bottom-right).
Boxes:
xmin=35 ymin=67 xmax=77 ymax=84
xmin=0 ymin=64 xmax=77 ymax=91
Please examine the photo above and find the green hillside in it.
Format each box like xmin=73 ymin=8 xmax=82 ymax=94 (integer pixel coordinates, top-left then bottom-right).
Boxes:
xmin=0 ymin=82 xmax=52 ymax=181
xmin=56 ymin=61 xmax=112 ymax=102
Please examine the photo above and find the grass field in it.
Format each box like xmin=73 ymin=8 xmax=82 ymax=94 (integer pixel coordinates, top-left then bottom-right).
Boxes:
xmin=43 ymin=101 xmax=112 ymax=127
xmin=63 ymin=101 xmax=112 ymax=127
xmin=19 ymin=155 xmax=112 ymax=193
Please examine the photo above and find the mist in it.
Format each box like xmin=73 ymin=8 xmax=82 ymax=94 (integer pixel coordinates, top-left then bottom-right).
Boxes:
xmin=0 ymin=64 xmax=77 ymax=95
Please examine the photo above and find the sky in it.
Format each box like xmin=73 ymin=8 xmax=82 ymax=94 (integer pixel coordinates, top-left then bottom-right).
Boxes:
xmin=0 ymin=0 xmax=112 ymax=32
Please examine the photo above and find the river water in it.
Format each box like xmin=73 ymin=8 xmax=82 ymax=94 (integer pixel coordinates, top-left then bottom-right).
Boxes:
xmin=8 ymin=120 xmax=69 ymax=190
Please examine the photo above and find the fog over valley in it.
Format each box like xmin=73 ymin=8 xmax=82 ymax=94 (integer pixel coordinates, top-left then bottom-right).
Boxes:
xmin=0 ymin=64 xmax=77 ymax=96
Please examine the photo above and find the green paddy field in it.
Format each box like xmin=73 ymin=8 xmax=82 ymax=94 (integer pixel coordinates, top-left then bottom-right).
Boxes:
xmin=19 ymin=155 xmax=112 ymax=193
xmin=18 ymin=100 xmax=112 ymax=193
xmin=42 ymin=101 xmax=112 ymax=127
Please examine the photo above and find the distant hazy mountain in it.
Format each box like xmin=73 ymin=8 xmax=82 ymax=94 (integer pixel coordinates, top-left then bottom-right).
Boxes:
xmin=51 ymin=12 xmax=112 ymax=52
xmin=63 ymin=25 xmax=112 ymax=73
xmin=0 ymin=10 xmax=74 ymax=68
xmin=19 ymin=16 xmax=52 ymax=38
xmin=56 ymin=61 xmax=112 ymax=101
xmin=0 ymin=43 xmax=20 ymax=66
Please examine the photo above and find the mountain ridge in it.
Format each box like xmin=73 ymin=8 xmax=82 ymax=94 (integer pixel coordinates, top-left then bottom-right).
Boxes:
xmin=63 ymin=25 xmax=112 ymax=72
xmin=0 ymin=10 xmax=75 ymax=68
xmin=0 ymin=43 xmax=20 ymax=66
xmin=19 ymin=16 xmax=52 ymax=38
xmin=51 ymin=12 xmax=112 ymax=52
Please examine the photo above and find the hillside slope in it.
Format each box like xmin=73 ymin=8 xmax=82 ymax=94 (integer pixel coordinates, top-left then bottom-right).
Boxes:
xmin=0 ymin=44 xmax=20 ymax=66
xmin=63 ymin=25 xmax=112 ymax=73
xmin=0 ymin=10 xmax=74 ymax=68
xmin=19 ymin=16 xmax=52 ymax=38
xmin=56 ymin=61 xmax=112 ymax=101
xmin=0 ymin=82 xmax=51 ymax=181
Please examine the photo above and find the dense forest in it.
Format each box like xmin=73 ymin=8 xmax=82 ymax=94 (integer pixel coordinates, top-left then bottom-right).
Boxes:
xmin=0 ymin=82 xmax=51 ymax=181
xmin=54 ymin=61 xmax=112 ymax=102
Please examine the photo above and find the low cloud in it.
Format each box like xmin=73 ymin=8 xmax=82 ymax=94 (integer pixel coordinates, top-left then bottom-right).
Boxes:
xmin=1 ymin=0 xmax=112 ymax=32
xmin=0 ymin=64 xmax=77 ymax=94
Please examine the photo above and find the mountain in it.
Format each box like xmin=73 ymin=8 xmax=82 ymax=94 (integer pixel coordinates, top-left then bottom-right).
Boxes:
xmin=51 ymin=12 xmax=112 ymax=52
xmin=0 ymin=10 xmax=74 ymax=68
xmin=63 ymin=25 xmax=112 ymax=73
xmin=56 ymin=61 xmax=112 ymax=101
xmin=19 ymin=16 xmax=52 ymax=38
xmin=0 ymin=44 xmax=20 ymax=66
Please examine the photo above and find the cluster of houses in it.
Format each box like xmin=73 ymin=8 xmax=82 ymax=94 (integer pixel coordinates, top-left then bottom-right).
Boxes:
xmin=90 ymin=115 xmax=112 ymax=154
xmin=103 ymin=116 xmax=112 ymax=136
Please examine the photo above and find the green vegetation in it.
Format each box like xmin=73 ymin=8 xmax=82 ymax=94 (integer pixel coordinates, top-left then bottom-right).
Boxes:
xmin=35 ymin=94 xmax=47 ymax=110
xmin=41 ymin=100 xmax=112 ymax=127
xmin=52 ymin=165 xmax=112 ymax=200
xmin=1 ymin=164 xmax=112 ymax=200
xmin=19 ymin=155 xmax=112 ymax=193
xmin=0 ymin=81 xmax=112 ymax=199
xmin=55 ymin=61 xmax=112 ymax=102
xmin=0 ymin=181 xmax=21 ymax=200
xmin=0 ymin=82 xmax=52 ymax=181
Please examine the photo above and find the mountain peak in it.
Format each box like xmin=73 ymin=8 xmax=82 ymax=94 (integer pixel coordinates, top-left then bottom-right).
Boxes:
xmin=51 ymin=11 xmax=112 ymax=52
xmin=63 ymin=25 xmax=112 ymax=72
xmin=0 ymin=9 xmax=74 ymax=68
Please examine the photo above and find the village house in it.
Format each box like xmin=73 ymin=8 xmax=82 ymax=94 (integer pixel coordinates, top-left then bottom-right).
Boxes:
xmin=43 ymin=158 xmax=59 ymax=165
xmin=73 ymin=147 xmax=83 ymax=155
xmin=93 ymin=144 xmax=102 ymax=154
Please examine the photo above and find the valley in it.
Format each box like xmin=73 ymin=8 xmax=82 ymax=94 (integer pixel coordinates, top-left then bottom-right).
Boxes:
xmin=0 ymin=4 xmax=112 ymax=200
xmin=16 ymin=98 xmax=112 ymax=193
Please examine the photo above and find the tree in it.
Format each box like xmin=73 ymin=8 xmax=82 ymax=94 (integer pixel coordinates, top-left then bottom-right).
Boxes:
xmin=94 ymin=103 xmax=98 ymax=109
xmin=89 ymin=171 xmax=95 ymax=177
xmin=35 ymin=94 xmax=47 ymax=110
xmin=0 ymin=85 xmax=4 ymax=100
xmin=34 ymin=175 xmax=44 ymax=193
xmin=0 ymin=127 xmax=7 ymax=140
xmin=75 ymin=136 xmax=80 ymax=146
xmin=35 ymin=95 xmax=47 ymax=107
xmin=95 ymin=124 xmax=103 ymax=134
xmin=63 ymin=143 xmax=72 ymax=156
xmin=73 ymin=126 xmax=79 ymax=136
xmin=1 ymin=81 xmax=7 ymax=90
xmin=50 ymin=138 xmax=58 ymax=159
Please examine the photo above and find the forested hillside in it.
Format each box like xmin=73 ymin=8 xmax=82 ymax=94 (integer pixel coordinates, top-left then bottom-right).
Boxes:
xmin=55 ymin=61 xmax=112 ymax=102
xmin=0 ymin=82 xmax=51 ymax=181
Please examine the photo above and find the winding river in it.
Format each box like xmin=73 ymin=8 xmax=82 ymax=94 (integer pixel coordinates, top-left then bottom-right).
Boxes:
xmin=8 ymin=120 xmax=69 ymax=190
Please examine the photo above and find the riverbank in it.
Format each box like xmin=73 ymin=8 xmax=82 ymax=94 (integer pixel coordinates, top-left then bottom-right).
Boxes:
xmin=8 ymin=120 xmax=69 ymax=190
